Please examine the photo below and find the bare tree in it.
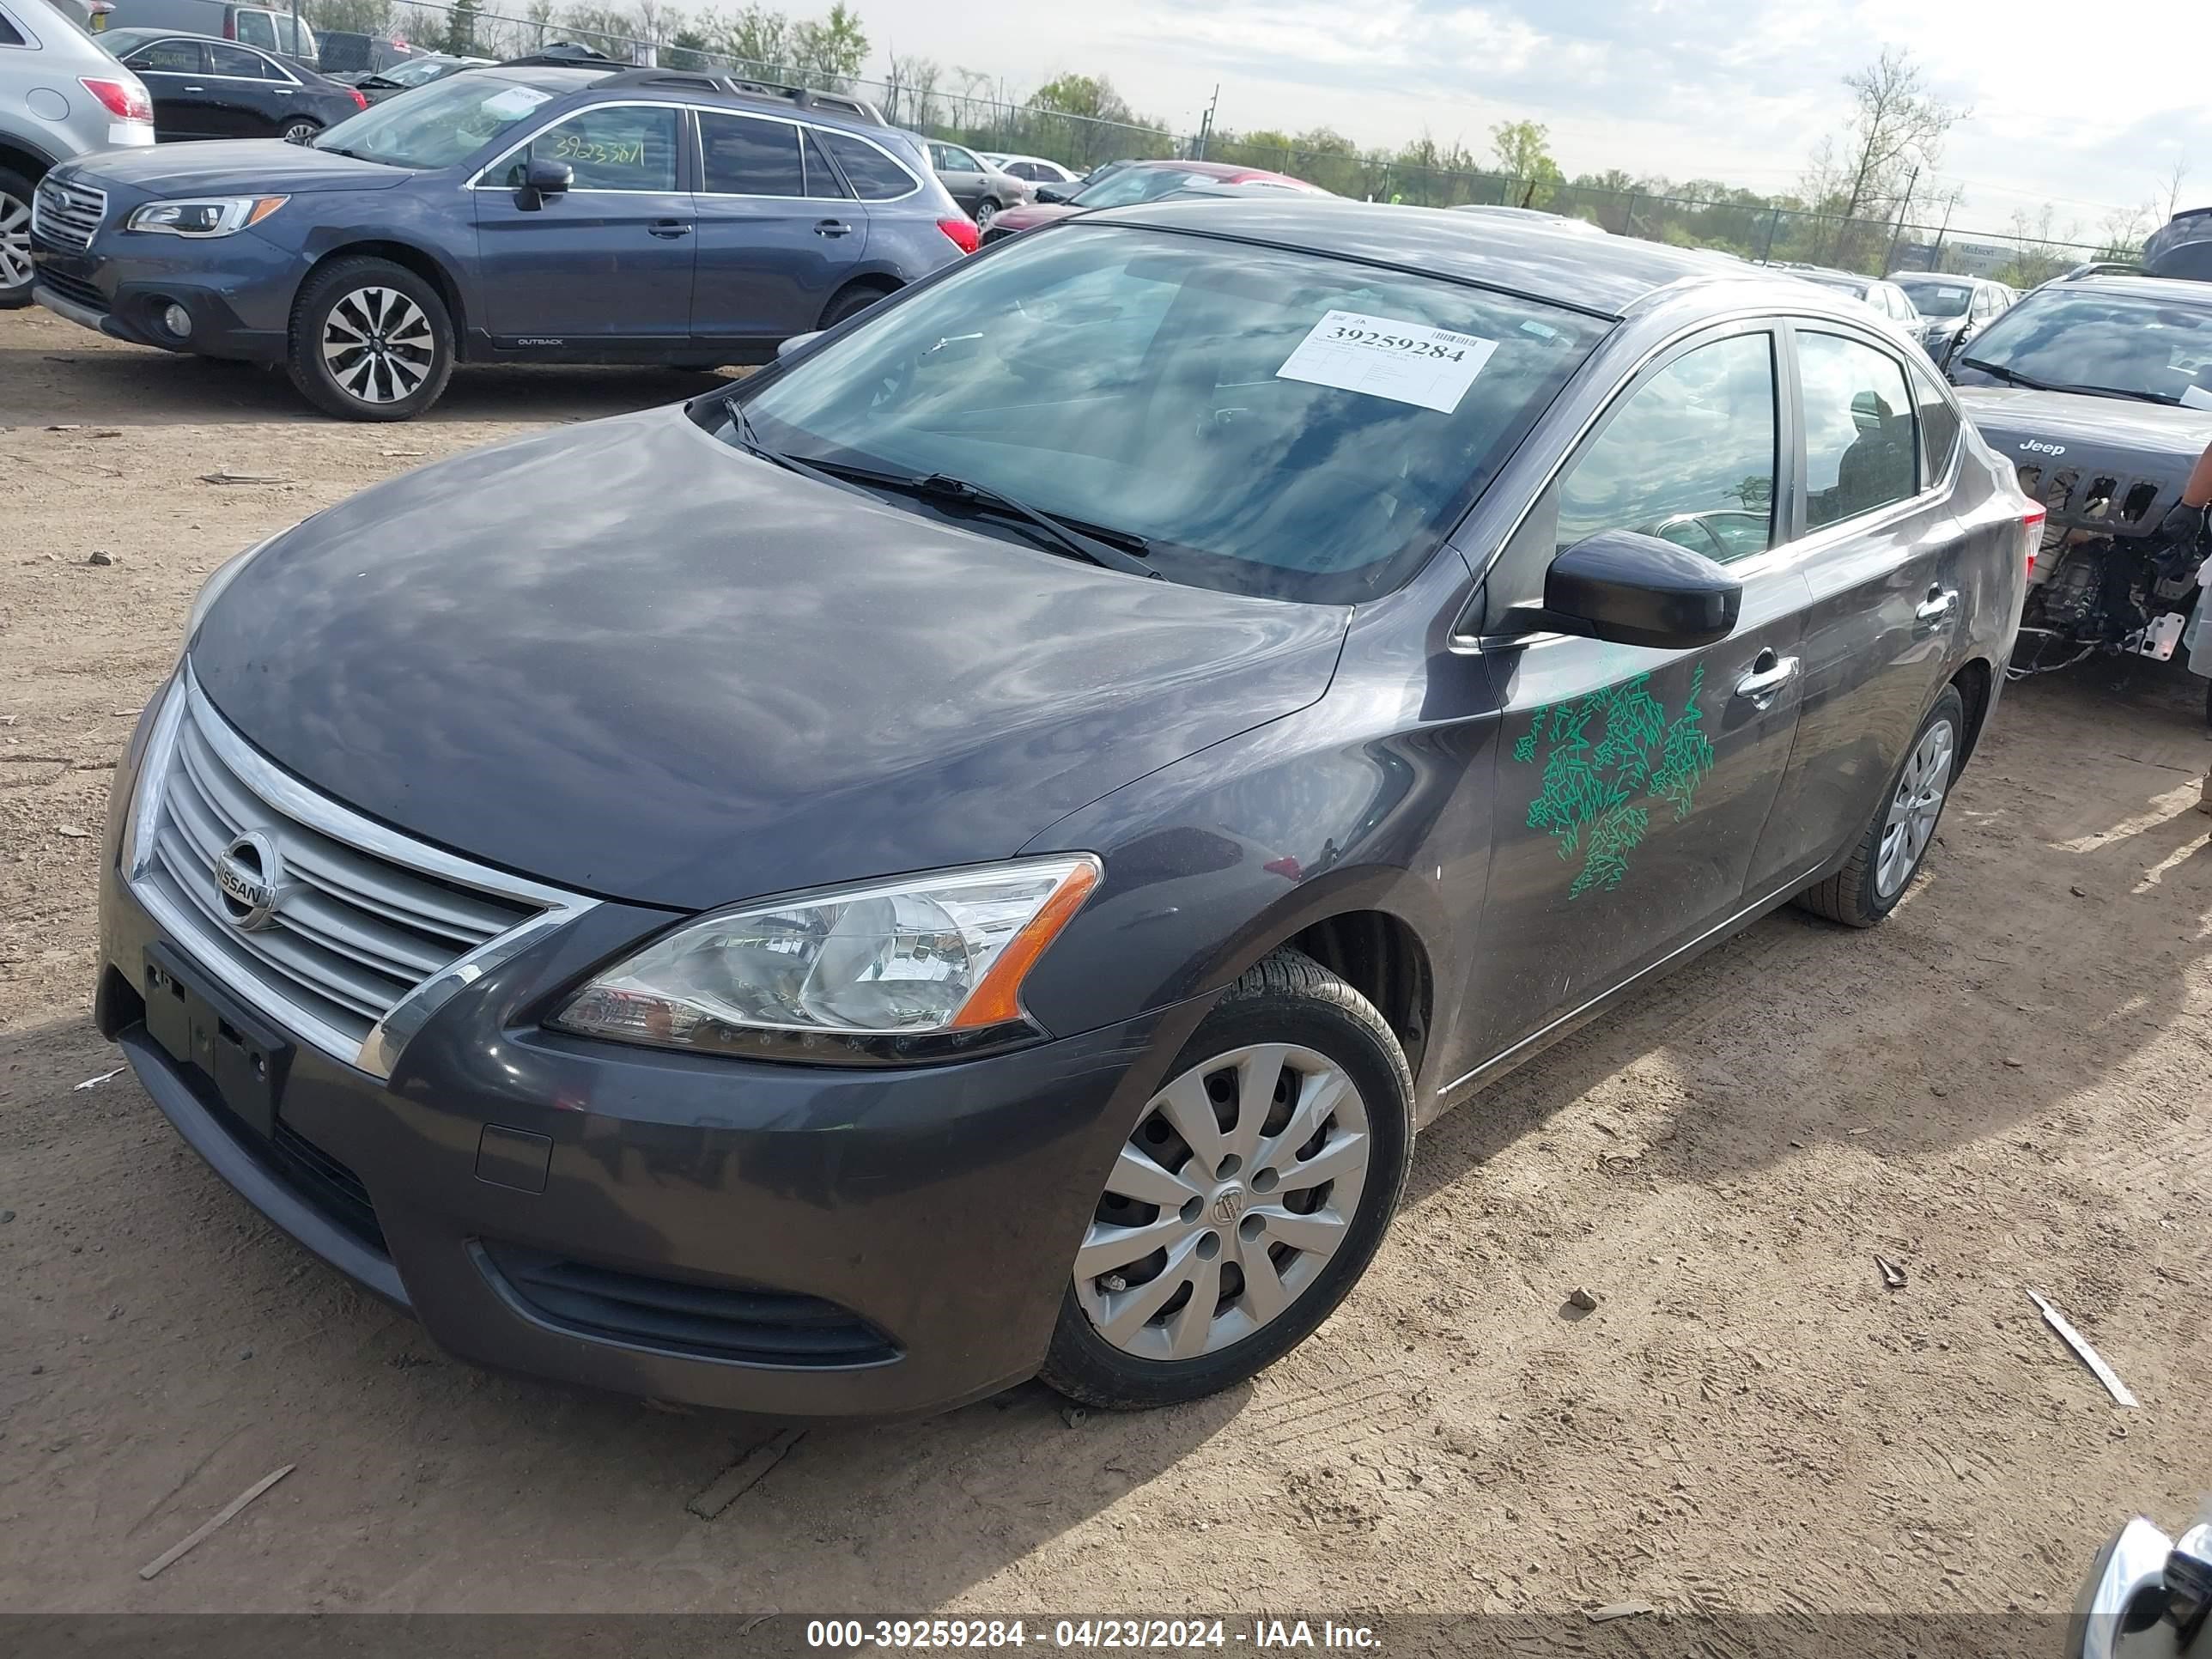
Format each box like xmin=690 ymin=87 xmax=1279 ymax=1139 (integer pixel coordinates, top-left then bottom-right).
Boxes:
xmin=2162 ymin=160 xmax=2194 ymax=222
xmin=1805 ymin=48 xmax=1965 ymax=263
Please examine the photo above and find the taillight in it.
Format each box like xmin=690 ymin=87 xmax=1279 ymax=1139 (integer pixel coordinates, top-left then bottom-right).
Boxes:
xmin=936 ymin=216 xmax=980 ymax=255
xmin=2022 ymin=503 xmax=2046 ymax=574
xmin=348 ymin=88 xmax=368 ymax=109
xmin=79 ymin=76 xmax=153 ymax=123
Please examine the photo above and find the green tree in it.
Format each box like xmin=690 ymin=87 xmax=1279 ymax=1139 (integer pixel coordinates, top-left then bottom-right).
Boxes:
xmin=443 ymin=0 xmax=481 ymax=55
xmin=790 ymin=0 xmax=867 ymax=86
xmin=712 ymin=3 xmax=789 ymax=71
xmin=1490 ymin=118 xmax=1561 ymax=208
xmin=666 ymin=21 xmax=713 ymax=64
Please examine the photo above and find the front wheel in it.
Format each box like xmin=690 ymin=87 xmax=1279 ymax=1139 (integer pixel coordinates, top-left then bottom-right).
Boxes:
xmin=286 ymin=256 xmax=453 ymax=421
xmin=0 ymin=166 xmax=39 ymax=308
xmin=1040 ymin=949 xmax=1413 ymax=1411
xmin=1795 ymin=684 xmax=1965 ymax=927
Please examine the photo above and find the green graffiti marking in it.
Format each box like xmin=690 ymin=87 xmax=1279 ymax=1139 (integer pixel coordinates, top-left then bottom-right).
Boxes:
xmin=1510 ymin=666 xmax=1717 ymax=897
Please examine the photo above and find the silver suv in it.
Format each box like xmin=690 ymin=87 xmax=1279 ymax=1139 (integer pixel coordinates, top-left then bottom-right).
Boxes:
xmin=0 ymin=0 xmax=152 ymax=305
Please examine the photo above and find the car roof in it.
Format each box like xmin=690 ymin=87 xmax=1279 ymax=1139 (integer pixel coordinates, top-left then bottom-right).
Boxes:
xmin=2027 ymin=273 xmax=2212 ymax=307
xmin=1092 ymin=197 xmax=1791 ymax=319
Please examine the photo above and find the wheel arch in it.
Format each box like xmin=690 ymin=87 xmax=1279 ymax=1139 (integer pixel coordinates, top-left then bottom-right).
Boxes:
xmin=817 ymin=270 xmax=902 ymax=330
xmin=1951 ymin=656 xmax=1994 ymax=765
xmin=1275 ymin=908 xmax=1434 ymax=1084
xmin=298 ymin=239 xmax=469 ymax=342
xmin=0 ymin=137 xmax=58 ymax=183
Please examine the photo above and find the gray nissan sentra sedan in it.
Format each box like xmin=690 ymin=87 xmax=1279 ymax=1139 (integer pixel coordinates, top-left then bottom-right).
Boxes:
xmin=95 ymin=200 xmax=2035 ymax=1416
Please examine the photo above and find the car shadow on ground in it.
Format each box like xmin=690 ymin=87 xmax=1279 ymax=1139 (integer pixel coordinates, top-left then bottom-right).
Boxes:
xmin=1403 ymin=666 xmax=2212 ymax=1212
xmin=0 ymin=338 xmax=734 ymax=428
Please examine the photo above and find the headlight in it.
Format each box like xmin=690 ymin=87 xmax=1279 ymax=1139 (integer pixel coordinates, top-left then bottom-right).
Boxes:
xmin=553 ymin=855 xmax=1102 ymax=1060
xmin=186 ymin=532 xmax=281 ymax=644
xmin=126 ymin=195 xmax=288 ymax=237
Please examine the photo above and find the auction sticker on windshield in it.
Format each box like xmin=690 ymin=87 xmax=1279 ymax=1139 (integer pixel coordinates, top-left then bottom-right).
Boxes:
xmin=1276 ymin=310 xmax=1499 ymax=413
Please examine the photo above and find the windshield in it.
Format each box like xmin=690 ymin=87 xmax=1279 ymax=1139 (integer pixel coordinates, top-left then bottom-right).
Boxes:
xmin=1956 ymin=288 xmax=2212 ymax=404
xmin=378 ymin=55 xmax=460 ymax=87
xmin=1073 ymin=167 xmax=1225 ymax=210
xmin=310 ymin=72 xmax=555 ymax=167
xmin=732 ymin=224 xmax=1610 ymax=603
xmin=1896 ymin=278 xmax=1971 ymax=318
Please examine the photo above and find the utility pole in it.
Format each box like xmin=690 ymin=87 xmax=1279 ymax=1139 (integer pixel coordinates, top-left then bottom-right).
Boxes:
xmin=1194 ymin=84 xmax=1218 ymax=161
xmin=1884 ymin=164 xmax=1918 ymax=276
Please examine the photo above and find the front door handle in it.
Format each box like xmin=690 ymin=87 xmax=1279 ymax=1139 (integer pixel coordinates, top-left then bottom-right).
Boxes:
xmin=1734 ymin=652 xmax=1800 ymax=706
xmin=814 ymin=218 xmax=853 ymax=238
xmin=1915 ymin=587 xmax=1959 ymax=625
xmin=647 ymin=219 xmax=691 ymax=239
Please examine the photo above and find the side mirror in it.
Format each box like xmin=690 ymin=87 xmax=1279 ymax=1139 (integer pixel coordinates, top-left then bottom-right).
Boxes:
xmin=1504 ymin=528 xmax=1741 ymax=650
xmin=775 ymin=331 xmax=821 ymax=362
xmin=517 ymin=156 xmax=572 ymax=208
xmin=1035 ymin=185 xmax=1071 ymax=205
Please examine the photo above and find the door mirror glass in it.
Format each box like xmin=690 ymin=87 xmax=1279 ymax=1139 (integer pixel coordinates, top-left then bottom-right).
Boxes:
xmin=1525 ymin=529 xmax=1742 ymax=649
xmin=775 ymin=331 xmax=822 ymax=362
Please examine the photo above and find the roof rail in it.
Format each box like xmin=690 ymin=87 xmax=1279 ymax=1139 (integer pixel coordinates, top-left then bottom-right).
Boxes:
xmin=594 ymin=66 xmax=886 ymax=125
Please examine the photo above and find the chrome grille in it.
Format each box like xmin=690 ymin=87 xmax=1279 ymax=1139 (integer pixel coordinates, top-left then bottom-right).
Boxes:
xmin=125 ymin=672 xmax=596 ymax=1075
xmin=31 ymin=178 xmax=105 ymax=251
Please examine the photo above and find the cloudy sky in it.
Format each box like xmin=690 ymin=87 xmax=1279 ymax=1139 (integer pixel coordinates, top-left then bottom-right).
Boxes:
xmin=851 ymin=0 xmax=2209 ymax=243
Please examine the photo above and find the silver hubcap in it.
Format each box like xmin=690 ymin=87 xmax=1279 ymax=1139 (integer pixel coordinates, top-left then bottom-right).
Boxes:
xmin=1073 ymin=1042 xmax=1370 ymax=1362
xmin=320 ymin=285 xmax=434 ymax=404
xmin=1877 ymin=718 xmax=1954 ymax=898
xmin=283 ymin=122 xmax=316 ymax=142
xmin=0 ymin=191 xmax=33 ymax=290
xmin=975 ymin=200 xmax=994 ymax=228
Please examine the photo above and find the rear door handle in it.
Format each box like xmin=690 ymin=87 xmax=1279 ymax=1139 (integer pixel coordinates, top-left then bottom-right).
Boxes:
xmin=647 ymin=219 xmax=691 ymax=239
xmin=184 ymin=83 xmax=205 ymax=91
xmin=1915 ymin=587 xmax=1959 ymax=624
xmin=814 ymin=218 xmax=853 ymax=238
xmin=1734 ymin=653 xmax=1800 ymax=705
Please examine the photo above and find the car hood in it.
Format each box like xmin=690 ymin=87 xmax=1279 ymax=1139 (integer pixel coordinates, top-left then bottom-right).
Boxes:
xmin=60 ymin=140 xmax=409 ymax=197
xmin=987 ymin=202 xmax=1079 ymax=234
xmin=190 ymin=406 xmax=1350 ymax=910
xmin=1955 ymin=385 xmax=2212 ymax=465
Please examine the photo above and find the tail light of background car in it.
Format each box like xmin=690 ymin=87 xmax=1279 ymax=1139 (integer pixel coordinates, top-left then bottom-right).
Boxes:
xmin=2022 ymin=502 xmax=2047 ymax=574
xmin=937 ymin=217 xmax=981 ymax=255
xmin=348 ymin=88 xmax=368 ymax=109
xmin=79 ymin=76 xmax=153 ymax=124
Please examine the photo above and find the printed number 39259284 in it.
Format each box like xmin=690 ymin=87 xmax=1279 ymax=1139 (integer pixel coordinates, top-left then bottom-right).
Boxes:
xmin=1327 ymin=325 xmax=1468 ymax=362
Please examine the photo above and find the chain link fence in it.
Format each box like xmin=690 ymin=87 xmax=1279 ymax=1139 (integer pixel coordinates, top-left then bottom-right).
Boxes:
xmin=310 ymin=0 xmax=2124 ymax=283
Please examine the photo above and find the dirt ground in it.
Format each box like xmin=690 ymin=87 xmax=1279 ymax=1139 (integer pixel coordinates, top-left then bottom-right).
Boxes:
xmin=3 ymin=305 xmax=2209 ymax=1626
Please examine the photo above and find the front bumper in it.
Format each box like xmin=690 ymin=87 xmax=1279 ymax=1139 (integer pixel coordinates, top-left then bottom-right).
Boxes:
xmin=94 ymin=720 xmax=1197 ymax=1417
xmin=31 ymin=220 xmax=295 ymax=361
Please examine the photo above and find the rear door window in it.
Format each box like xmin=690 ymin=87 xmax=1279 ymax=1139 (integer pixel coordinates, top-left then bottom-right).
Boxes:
xmin=206 ymin=41 xmax=275 ymax=76
xmin=815 ymin=130 xmax=917 ymax=200
xmin=800 ymin=129 xmax=851 ymax=198
xmin=699 ymin=111 xmax=803 ymax=197
xmin=1799 ymin=331 xmax=1917 ymax=529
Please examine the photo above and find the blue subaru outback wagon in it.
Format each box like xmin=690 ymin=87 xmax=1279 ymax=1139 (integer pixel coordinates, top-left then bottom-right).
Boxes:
xmin=28 ymin=62 xmax=976 ymax=418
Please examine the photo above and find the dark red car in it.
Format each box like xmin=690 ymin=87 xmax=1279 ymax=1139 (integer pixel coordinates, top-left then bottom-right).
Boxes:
xmin=980 ymin=158 xmax=1323 ymax=245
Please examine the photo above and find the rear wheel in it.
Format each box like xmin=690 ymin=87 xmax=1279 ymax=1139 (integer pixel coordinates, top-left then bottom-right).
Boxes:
xmin=974 ymin=198 xmax=998 ymax=231
xmin=0 ymin=166 xmax=39 ymax=309
xmin=279 ymin=118 xmax=321 ymax=144
xmin=1040 ymin=949 xmax=1413 ymax=1410
xmin=286 ymin=256 xmax=453 ymax=421
xmin=818 ymin=281 xmax=895 ymax=331
xmin=1795 ymin=684 xmax=1965 ymax=927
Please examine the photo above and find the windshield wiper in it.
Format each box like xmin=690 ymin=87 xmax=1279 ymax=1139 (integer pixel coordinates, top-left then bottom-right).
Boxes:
xmin=729 ymin=409 xmax=1156 ymax=578
xmin=1957 ymin=358 xmax=2051 ymax=390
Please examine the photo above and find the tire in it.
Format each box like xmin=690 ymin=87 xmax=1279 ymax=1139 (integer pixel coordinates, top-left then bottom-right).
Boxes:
xmin=286 ymin=256 xmax=453 ymax=422
xmin=1040 ymin=948 xmax=1415 ymax=1411
xmin=279 ymin=118 xmax=321 ymax=144
xmin=1795 ymin=684 xmax=1966 ymax=927
xmin=974 ymin=198 xmax=998 ymax=231
xmin=0 ymin=165 xmax=39 ymax=310
xmin=817 ymin=281 xmax=893 ymax=331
